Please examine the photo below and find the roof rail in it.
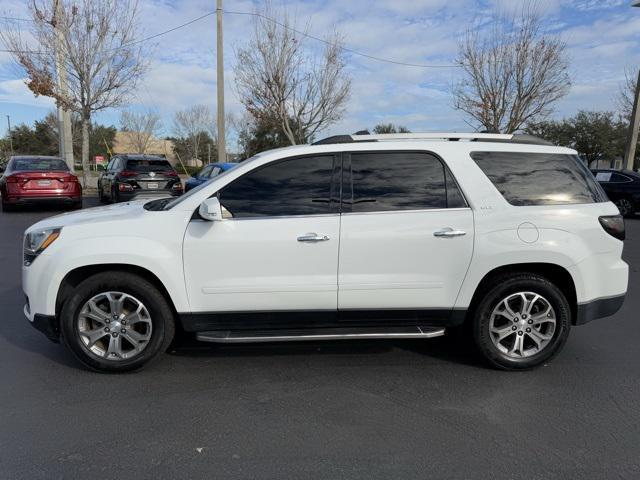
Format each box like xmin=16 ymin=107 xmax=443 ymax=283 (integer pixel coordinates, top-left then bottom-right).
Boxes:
xmin=312 ymin=132 xmax=553 ymax=146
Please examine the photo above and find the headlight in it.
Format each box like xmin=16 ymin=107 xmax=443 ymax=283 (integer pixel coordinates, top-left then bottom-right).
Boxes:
xmin=24 ymin=227 xmax=62 ymax=266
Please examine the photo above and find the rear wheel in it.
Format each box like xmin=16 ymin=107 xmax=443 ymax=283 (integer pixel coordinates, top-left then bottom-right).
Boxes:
xmin=111 ymin=185 xmax=119 ymax=203
xmin=60 ymin=272 xmax=175 ymax=372
xmin=615 ymin=198 xmax=634 ymax=217
xmin=1 ymin=198 xmax=14 ymax=212
xmin=472 ymin=273 xmax=571 ymax=370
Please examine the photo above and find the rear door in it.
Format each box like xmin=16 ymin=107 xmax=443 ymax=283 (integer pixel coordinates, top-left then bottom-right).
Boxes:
xmin=338 ymin=151 xmax=474 ymax=313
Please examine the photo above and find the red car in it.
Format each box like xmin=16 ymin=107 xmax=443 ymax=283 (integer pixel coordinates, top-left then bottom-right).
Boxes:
xmin=0 ymin=156 xmax=82 ymax=212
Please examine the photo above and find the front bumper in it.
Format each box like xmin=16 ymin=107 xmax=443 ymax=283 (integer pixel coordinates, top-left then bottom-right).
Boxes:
xmin=24 ymin=303 xmax=59 ymax=343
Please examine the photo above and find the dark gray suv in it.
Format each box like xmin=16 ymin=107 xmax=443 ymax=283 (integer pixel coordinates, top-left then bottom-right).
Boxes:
xmin=98 ymin=155 xmax=183 ymax=203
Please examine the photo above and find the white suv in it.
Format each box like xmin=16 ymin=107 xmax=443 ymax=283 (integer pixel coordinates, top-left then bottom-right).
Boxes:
xmin=22 ymin=133 xmax=628 ymax=372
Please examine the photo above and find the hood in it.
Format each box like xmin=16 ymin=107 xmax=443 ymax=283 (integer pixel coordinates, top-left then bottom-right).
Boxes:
xmin=25 ymin=199 xmax=150 ymax=233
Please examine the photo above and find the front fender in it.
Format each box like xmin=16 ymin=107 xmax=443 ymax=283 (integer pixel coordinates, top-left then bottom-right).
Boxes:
xmin=39 ymin=235 xmax=189 ymax=316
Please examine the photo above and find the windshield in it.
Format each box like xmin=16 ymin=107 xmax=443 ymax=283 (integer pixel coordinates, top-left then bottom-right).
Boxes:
xmin=11 ymin=157 xmax=69 ymax=171
xmin=126 ymin=159 xmax=173 ymax=172
xmin=162 ymin=155 xmax=258 ymax=210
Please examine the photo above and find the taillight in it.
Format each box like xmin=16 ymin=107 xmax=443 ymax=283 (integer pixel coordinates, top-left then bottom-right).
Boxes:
xmin=165 ymin=170 xmax=178 ymax=177
xmin=599 ymin=215 xmax=625 ymax=241
xmin=119 ymin=170 xmax=138 ymax=178
xmin=119 ymin=183 xmax=134 ymax=192
xmin=6 ymin=175 xmax=28 ymax=184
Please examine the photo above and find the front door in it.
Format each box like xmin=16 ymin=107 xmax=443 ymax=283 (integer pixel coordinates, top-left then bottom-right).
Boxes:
xmin=183 ymin=154 xmax=341 ymax=314
xmin=338 ymin=151 xmax=474 ymax=314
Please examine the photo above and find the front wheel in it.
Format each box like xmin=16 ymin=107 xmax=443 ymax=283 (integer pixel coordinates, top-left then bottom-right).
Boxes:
xmin=60 ymin=272 xmax=175 ymax=372
xmin=98 ymin=183 xmax=106 ymax=203
xmin=472 ymin=273 xmax=571 ymax=370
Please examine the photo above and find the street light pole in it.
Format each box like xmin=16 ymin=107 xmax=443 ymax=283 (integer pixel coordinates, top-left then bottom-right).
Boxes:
xmin=216 ymin=0 xmax=226 ymax=163
xmin=624 ymin=1 xmax=640 ymax=170
xmin=6 ymin=115 xmax=14 ymax=156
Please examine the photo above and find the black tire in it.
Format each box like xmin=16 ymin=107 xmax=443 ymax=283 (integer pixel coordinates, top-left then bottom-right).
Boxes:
xmin=69 ymin=199 xmax=83 ymax=210
xmin=111 ymin=185 xmax=119 ymax=203
xmin=98 ymin=183 xmax=106 ymax=203
xmin=1 ymin=199 xmax=14 ymax=212
xmin=60 ymin=272 xmax=175 ymax=373
xmin=615 ymin=198 xmax=634 ymax=217
xmin=472 ymin=273 xmax=571 ymax=370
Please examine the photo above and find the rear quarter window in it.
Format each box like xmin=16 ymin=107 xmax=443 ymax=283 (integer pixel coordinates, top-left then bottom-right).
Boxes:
xmin=471 ymin=152 xmax=607 ymax=206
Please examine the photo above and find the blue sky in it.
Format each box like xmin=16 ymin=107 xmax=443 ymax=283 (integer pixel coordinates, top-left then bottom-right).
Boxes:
xmin=0 ymin=0 xmax=639 ymax=150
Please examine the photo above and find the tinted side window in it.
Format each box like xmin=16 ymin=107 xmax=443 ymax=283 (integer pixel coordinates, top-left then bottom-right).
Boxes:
xmin=346 ymin=152 xmax=465 ymax=212
xmin=611 ymin=173 xmax=632 ymax=183
xmin=199 ymin=165 xmax=212 ymax=178
xmin=471 ymin=152 xmax=607 ymax=206
xmin=209 ymin=167 xmax=222 ymax=178
xmin=220 ymin=155 xmax=336 ymax=218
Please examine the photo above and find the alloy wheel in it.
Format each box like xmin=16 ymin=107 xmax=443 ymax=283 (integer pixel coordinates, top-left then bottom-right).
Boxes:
xmin=489 ymin=291 xmax=556 ymax=358
xmin=77 ymin=291 xmax=152 ymax=361
xmin=615 ymin=199 xmax=633 ymax=217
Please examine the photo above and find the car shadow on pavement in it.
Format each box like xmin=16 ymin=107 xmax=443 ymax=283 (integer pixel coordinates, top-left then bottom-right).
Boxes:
xmin=0 ymin=285 xmax=79 ymax=369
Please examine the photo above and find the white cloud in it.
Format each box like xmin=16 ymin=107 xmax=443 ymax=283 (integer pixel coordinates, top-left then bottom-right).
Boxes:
xmin=1 ymin=0 xmax=639 ymax=141
xmin=0 ymin=78 xmax=55 ymax=108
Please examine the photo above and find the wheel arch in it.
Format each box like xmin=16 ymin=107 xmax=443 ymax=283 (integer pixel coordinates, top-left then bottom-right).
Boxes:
xmin=464 ymin=263 xmax=577 ymax=325
xmin=56 ymin=264 xmax=179 ymax=322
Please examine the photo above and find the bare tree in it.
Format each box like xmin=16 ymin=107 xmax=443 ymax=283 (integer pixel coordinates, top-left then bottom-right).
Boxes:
xmin=234 ymin=4 xmax=351 ymax=145
xmin=453 ymin=4 xmax=570 ymax=133
xmin=120 ymin=109 xmax=162 ymax=153
xmin=1 ymin=0 xmax=148 ymax=183
xmin=172 ymin=104 xmax=215 ymax=162
xmin=617 ymin=68 xmax=638 ymax=122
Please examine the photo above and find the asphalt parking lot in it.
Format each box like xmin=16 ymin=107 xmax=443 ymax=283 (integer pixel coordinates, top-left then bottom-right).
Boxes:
xmin=1 ymin=198 xmax=639 ymax=479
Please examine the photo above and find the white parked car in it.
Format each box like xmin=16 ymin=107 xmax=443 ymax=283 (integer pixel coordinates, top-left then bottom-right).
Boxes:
xmin=22 ymin=133 xmax=628 ymax=372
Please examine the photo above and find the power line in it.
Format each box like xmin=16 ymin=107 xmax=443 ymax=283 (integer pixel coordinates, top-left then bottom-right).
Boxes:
xmin=0 ymin=16 xmax=32 ymax=22
xmin=224 ymin=10 xmax=460 ymax=69
xmin=1 ymin=9 xmax=460 ymax=68
xmin=106 ymin=11 xmax=216 ymax=51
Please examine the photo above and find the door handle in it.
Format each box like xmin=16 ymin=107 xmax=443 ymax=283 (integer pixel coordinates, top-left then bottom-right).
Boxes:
xmin=297 ymin=233 xmax=330 ymax=242
xmin=434 ymin=228 xmax=466 ymax=238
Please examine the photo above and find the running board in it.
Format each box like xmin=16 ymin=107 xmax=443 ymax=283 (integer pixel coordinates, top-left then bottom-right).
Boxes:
xmin=196 ymin=326 xmax=446 ymax=343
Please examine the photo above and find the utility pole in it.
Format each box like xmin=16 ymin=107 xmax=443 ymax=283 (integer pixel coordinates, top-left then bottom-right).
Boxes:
xmin=624 ymin=68 xmax=640 ymax=171
xmin=6 ymin=115 xmax=13 ymax=156
xmin=216 ymin=0 xmax=226 ymax=163
xmin=53 ymin=0 xmax=74 ymax=170
xmin=626 ymin=1 xmax=640 ymax=171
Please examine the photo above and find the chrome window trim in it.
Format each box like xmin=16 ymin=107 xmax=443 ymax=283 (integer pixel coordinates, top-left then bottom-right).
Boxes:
xmin=340 ymin=207 xmax=472 ymax=217
xmin=191 ymin=213 xmax=341 ymax=222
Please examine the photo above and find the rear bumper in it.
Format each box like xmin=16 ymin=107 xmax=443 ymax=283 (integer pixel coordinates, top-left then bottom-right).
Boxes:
xmin=575 ymin=294 xmax=626 ymax=325
xmin=5 ymin=194 xmax=81 ymax=205
xmin=118 ymin=189 xmax=181 ymax=201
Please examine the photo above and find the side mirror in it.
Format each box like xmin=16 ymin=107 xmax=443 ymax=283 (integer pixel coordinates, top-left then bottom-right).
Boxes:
xmin=199 ymin=196 xmax=223 ymax=221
